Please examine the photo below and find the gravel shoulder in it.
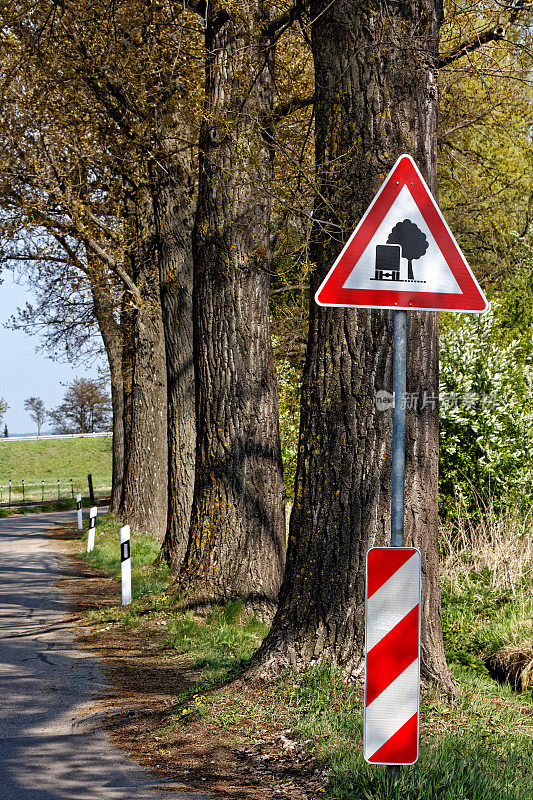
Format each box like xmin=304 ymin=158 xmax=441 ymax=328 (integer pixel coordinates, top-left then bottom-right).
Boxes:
xmin=50 ymin=517 xmax=324 ymax=800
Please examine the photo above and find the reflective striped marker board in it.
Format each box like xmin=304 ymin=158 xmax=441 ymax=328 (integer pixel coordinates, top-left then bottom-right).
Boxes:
xmin=87 ymin=506 xmax=97 ymax=553
xmin=364 ymin=547 xmax=421 ymax=765
xmin=76 ymin=493 xmax=83 ymax=531
xmin=120 ymin=525 xmax=132 ymax=606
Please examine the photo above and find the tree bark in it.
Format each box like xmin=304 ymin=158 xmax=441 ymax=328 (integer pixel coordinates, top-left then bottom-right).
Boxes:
xmin=120 ymin=296 xmax=134 ymax=507
xmin=176 ymin=0 xmax=286 ymax=618
xmin=90 ymin=275 xmax=125 ymax=515
xmin=153 ymin=127 xmax=196 ymax=570
xmin=119 ymin=188 xmax=168 ymax=540
xmin=251 ymin=0 xmax=454 ymax=691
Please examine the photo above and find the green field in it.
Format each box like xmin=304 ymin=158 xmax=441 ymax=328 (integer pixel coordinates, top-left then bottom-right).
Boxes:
xmin=0 ymin=436 xmax=112 ymax=503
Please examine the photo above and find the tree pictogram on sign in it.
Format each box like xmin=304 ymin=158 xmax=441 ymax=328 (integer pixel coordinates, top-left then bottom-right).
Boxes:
xmin=315 ymin=155 xmax=488 ymax=313
xmin=387 ymin=219 xmax=428 ymax=281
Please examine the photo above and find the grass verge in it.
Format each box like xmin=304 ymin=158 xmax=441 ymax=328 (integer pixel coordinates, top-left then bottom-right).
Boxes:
xmin=272 ymin=664 xmax=532 ymax=800
xmin=81 ymin=512 xmax=171 ymax=603
xmin=440 ymin=502 xmax=532 ymax=692
xmin=70 ymin=511 xmax=532 ymax=800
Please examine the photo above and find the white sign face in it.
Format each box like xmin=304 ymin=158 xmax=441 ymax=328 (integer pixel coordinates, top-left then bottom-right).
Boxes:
xmin=342 ymin=186 xmax=462 ymax=295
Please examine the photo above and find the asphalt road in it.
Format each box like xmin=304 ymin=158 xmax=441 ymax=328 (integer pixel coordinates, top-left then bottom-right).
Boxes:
xmin=0 ymin=511 xmax=210 ymax=800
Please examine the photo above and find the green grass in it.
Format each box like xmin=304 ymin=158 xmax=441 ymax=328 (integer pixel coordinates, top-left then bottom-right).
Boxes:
xmin=81 ymin=513 xmax=170 ymax=602
xmin=273 ymin=665 xmax=532 ymax=800
xmin=77 ymin=508 xmax=532 ymax=800
xmin=164 ymin=603 xmax=270 ymax=690
xmin=0 ymin=436 xmax=112 ymax=502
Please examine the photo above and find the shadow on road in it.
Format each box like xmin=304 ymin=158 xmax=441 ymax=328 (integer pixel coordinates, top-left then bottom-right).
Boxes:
xmin=0 ymin=512 xmax=208 ymax=800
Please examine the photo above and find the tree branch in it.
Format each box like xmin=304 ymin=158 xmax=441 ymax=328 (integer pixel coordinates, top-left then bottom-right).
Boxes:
xmin=48 ymin=232 xmax=87 ymax=272
xmin=266 ymin=94 xmax=315 ymax=128
xmin=82 ymin=236 xmax=141 ymax=306
xmin=6 ymin=4 xmax=146 ymax=143
xmin=56 ymin=224 xmax=140 ymax=306
xmin=438 ymin=2 xmax=533 ymax=68
xmin=7 ymin=185 xmax=141 ymax=306
xmin=51 ymin=0 xmax=146 ymax=123
xmin=266 ymin=0 xmax=310 ymax=39
xmin=183 ymin=0 xmax=207 ymax=17
xmin=519 ymin=192 xmax=533 ymax=238
xmin=438 ymin=24 xmax=508 ymax=68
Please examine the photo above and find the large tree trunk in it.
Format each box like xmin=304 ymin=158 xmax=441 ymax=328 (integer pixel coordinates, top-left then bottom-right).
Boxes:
xmin=153 ymin=138 xmax=196 ymax=570
xmin=90 ymin=275 xmax=125 ymax=515
xmin=120 ymin=296 xmax=134 ymax=508
xmin=176 ymin=0 xmax=285 ymax=618
xmin=119 ymin=188 xmax=168 ymax=540
xmin=251 ymin=0 xmax=454 ymax=691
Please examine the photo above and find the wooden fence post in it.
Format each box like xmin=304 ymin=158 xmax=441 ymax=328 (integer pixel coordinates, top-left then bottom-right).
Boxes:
xmin=87 ymin=473 xmax=95 ymax=505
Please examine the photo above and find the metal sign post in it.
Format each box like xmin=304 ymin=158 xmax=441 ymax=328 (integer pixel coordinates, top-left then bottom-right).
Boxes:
xmin=387 ymin=309 xmax=407 ymax=781
xmin=386 ymin=311 xmax=407 ymax=781
xmin=364 ymin=310 xmax=421 ymax=772
xmin=391 ymin=310 xmax=407 ymax=549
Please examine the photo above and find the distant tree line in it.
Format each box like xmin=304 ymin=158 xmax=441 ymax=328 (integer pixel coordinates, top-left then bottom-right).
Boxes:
xmin=25 ymin=380 xmax=111 ymax=436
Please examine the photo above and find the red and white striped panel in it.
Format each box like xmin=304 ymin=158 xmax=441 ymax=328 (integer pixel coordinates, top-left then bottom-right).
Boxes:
xmin=364 ymin=547 xmax=421 ymax=765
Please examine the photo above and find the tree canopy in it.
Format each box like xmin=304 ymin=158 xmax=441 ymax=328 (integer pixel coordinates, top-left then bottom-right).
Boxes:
xmin=48 ymin=378 xmax=111 ymax=434
xmin=24 ymin=397 xmax=46 ymax=436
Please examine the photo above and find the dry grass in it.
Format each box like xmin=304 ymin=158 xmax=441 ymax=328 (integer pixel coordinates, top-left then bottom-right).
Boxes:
xmin=489 ymin=641 xmax=533 ymax=692
xmin=440 ymin=498 xmax=533 ymax=693
xmin=440 ymin=499 xmax=533 ymax=596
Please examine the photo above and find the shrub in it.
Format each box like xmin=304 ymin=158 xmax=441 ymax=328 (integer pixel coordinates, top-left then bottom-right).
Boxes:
xmin=277 ymin=356 xmax=301 ymax=503
xmin=439 ymin=303 xmax=533 ymax=518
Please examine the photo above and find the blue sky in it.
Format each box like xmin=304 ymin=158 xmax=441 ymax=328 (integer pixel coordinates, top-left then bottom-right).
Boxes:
xmin=0 ymin=271 xmax=104 ymax=435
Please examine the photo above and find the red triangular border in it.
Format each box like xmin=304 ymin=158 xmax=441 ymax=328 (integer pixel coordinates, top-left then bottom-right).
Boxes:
xmin=315 ymin=155 xmax=488 ymax=313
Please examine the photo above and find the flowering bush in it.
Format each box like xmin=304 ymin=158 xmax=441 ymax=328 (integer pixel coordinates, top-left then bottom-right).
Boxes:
xmin=439 ymin=304 xmax=533 ymax=518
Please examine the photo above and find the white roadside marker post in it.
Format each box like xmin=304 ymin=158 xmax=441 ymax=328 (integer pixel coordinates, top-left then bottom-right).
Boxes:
xmin=76 ymin=493 xmax=83 ymax=531
xmin=87 ymin=506 xmax=97 ymax=553
xmin=120 ymin=525 xmax=132 ymax=606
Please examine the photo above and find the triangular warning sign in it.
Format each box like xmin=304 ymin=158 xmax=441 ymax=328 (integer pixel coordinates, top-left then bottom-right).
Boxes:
xmin=315 ymin=155 xmax=488 ymax=313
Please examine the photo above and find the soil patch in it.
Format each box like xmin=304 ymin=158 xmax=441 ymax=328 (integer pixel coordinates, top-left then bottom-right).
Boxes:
xmin=53 ymin=525 xmax=327 ymax=799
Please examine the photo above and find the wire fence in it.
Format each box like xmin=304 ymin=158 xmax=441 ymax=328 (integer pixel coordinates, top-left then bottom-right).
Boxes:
xmin=0 ymin=432 xmax=112 ymax=443
xmin=0 ymin=477 xmax=111 ymax=508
